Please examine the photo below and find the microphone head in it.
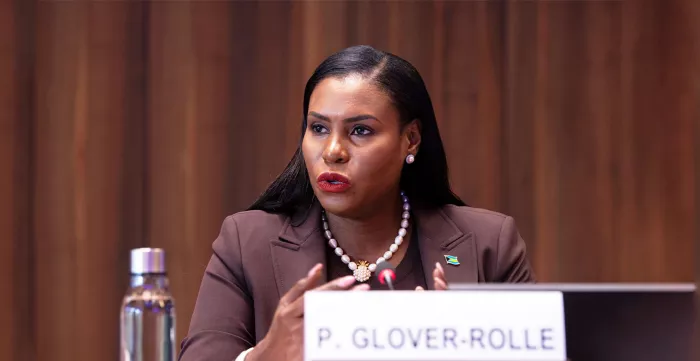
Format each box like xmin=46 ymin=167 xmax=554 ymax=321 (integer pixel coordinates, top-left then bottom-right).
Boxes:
xmin=375 ymin=261 xmax=396 ymax=285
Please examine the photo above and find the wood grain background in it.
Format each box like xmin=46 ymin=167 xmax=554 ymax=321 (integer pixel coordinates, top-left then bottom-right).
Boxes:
xmin=1 ymin=1 xmax=698 ymax=360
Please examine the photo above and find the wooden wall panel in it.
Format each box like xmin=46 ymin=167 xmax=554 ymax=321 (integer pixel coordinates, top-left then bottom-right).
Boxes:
xmin=439 ymin=1 xmax=503 ymax=210
xmin=1 ymin=1 xmax=698 ymax=360
xmin=146 ymin=2 xmax=201 ymax=348
xmin=146 ymin=2 xmax=246 ymax=345
xmin=34 ymin=3 xmax=85 ymax=360
xmin=0 ymin=3 xmax=16 ymax=357
xmin=252 ymin=2 xmax=296 ymax=189
xmin=504 ymin=0 xmax=696 ymax=282
xmin=502 ymin=0 xmax=538 ymax=271
xmin=121 ymin=1 xmax=148 ymax=265
xmin=226 ymin=2 xmax=258 ymax=211
xmin=0 ymin=0 xmax=34 ymax=360
xmin=695 ymin=0 xmax=700 ymax=346
xmin=34 ymin=2 xmax=143 ymax=360
xmin=505 ymin=1 xmax=623 ymax=282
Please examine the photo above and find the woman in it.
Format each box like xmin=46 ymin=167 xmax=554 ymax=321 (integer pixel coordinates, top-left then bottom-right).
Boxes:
xmin=179 ymin=45 xmax=534 ymax=361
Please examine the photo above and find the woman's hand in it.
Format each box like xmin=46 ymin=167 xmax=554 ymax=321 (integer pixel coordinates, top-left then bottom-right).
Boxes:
xmin=414 ymin=263 xmax=448 ymax=291
xmin=433 ymin=262 xmax=447 ymax=290
xmin=247 ymin=264 xmax=369 ymax=361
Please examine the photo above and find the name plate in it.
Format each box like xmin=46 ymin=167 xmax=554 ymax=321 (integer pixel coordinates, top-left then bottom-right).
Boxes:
xmin=304 ymin=290 xmax=566 ymax=361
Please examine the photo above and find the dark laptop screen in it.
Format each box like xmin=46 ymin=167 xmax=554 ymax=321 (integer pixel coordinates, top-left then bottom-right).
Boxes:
xmin=448 ymin=283 xmax=696 ymax=361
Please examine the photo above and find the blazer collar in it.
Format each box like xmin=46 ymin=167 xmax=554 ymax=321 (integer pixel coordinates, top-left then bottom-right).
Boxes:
xmin=278 ymin=200 xmax=323 ymax=245
xmin=270 ymin=202 xmax=477 ymax=297
xmin=270 ymin=201 xmax=327 ymax=298
xmin=412 ymin=205 xmax=477 ymax=289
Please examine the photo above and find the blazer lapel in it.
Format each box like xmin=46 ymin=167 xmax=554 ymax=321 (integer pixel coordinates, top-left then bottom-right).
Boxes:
xmin=414 ymin=206 xmax=478 ymax=289
xmin=270 ymin=202 xmax=327 ymax=298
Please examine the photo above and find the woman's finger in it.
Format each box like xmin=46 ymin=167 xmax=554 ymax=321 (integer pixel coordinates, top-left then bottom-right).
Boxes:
xmin=434 ymin=262 xmax=446 ymax=278
xmin=433 ymin=262 xmax=448 ymax=291
xmin=314 ymin=275 xmax=358 ymax=291
xmin=415 ymin=286 xmax=425 ymax=291
xmin=286 ymin=275 xmax=361 ymax=318
xmin=434 ymin=276 xmax=448 ymax=290
xmin=437 ymin=263 xmax=445 ymax=276
xmin=352 ymin=283 xmax=371 ymax=291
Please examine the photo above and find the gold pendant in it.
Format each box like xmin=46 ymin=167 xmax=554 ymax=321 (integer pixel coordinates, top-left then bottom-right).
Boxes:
xmin=353 ymin=260 xmax=371 ymax=282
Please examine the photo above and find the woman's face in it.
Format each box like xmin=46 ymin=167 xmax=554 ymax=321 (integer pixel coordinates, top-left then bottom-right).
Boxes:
xmin=302 ymin=75 xmax=419 ymax=219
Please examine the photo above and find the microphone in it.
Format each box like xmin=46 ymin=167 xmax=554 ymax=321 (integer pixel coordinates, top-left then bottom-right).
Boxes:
xmin=375 ymin=261 xmax=396 ymax=290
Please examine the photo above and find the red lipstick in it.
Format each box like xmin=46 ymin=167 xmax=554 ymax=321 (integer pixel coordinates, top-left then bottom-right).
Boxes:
xmin=317 ymin=172 xmax=351 ymax=193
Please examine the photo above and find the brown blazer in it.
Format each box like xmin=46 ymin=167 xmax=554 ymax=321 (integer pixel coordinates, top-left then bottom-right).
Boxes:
xmin=178 ymin=202 xmax=535 ymax=361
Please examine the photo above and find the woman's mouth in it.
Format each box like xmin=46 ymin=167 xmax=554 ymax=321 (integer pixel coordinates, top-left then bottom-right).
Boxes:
xmin=317 ymin=172 xmax=351 ymax=193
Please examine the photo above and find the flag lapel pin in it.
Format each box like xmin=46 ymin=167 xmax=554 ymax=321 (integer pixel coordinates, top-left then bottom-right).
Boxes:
xmin=444 ymin=255 xmax=460 ymax=266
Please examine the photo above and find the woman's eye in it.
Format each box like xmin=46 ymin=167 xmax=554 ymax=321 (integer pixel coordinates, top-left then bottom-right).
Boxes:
xmin=351 ymin=126 xmax=372 ymax=136
xmin=311 ymin=124 xmax=328 ymax=134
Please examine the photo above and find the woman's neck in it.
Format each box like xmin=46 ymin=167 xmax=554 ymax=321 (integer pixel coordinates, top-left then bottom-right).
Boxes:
xmin=324 ymin=193 xmax=411 ymax=265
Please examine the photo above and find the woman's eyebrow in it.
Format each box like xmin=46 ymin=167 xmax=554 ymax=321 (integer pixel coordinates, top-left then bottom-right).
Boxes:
xmin=308 ymin=111 xmax=380 ymax=123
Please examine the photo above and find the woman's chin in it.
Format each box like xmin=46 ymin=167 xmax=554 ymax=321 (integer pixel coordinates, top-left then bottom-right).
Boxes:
xmin=317 ymin=195 xmax=360 ymax=218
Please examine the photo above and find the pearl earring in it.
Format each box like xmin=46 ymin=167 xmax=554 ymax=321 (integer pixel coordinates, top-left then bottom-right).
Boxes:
xmin=405 ymin=154 xmax=415 ymax=164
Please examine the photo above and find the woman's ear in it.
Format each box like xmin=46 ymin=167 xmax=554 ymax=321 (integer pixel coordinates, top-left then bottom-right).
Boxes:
xmin=405 ymin=119 xmax=422 ymax=154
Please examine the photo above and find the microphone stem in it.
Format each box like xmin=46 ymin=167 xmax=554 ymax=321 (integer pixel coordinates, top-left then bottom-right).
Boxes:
xmin=383 ymin=274 xmax=395 ymax=291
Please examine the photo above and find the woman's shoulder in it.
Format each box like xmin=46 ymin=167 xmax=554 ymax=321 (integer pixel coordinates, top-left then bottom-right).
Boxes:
xmin=220 ymin=209 xmax=289 ymax=242
xmin=436 ymin=204 xmax=517 ymax=238
xmin=437 ymin=204 xmax=534 ymax=282
xmin=440 ymin=203 xmax=510 ymax=222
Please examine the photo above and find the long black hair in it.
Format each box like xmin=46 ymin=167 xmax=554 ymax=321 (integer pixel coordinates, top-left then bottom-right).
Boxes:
xmin=248 ymin=45 xmax=464 ymax=215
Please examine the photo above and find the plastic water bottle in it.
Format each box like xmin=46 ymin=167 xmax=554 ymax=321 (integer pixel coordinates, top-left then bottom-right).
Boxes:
xmin=120 ymin=248 xmax=176 ymax=361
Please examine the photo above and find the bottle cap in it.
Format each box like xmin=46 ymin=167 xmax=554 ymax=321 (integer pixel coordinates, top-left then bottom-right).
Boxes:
xmin=130 ymin=248 xmax=166 ymax=274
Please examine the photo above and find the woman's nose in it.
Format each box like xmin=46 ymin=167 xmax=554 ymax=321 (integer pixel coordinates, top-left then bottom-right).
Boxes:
xmin=322 ymin=135 xmax=349 ymax=164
